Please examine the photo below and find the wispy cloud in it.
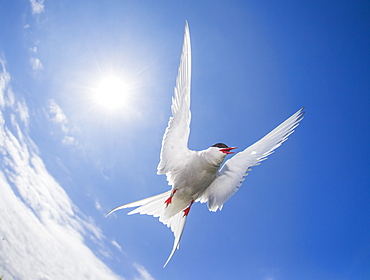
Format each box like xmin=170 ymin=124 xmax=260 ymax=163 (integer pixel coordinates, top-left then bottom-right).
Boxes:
xmin=0 ymin=58 xmax=125 ymax=280
xmin=111 ymin=240 xmax=123 ymax=252
xmin=133 ymin=263 xmax=156 ymax=280
xmin=14 ymin=96 xmax=30 ymax=128
xmin=95 ymin=198 xmax=103 ymax=212
xmin=48 ymin=99 xmax=77 ymax=146
xmin=30 ymin=57 xmax=43 ymax=71
xmin=0 ymin=60 xmax=29 ymax=128
xmin=29 ymin=0 xmax=45 ymax=15
xmin=0 ymin=59 xmax=11 ymax=108
xmin=48 ymin=99 xmax=68 ymax=132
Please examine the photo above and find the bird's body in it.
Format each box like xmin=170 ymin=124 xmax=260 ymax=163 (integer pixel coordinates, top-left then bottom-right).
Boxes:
xmin=107 ymin=22 xmax=305 ymax=267
xmin=162 ymin=146 xmax=231 ymax=217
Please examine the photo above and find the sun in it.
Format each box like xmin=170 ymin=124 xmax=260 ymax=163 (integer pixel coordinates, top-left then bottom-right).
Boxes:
xmin=86 ymin=71 xmax=142 ymax=122
xmin=93 ymin=75 xmax=129 ymax=111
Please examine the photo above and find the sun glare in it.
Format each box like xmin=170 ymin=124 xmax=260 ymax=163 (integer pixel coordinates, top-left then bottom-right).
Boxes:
xmin=93 ymin=75 xmax=129 ymax=111
xmin=86 ymin=71 xmax=143 ymax=122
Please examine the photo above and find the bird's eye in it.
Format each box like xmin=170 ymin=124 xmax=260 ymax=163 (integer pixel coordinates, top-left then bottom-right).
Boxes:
xmin=212 ymin=143 xmax=228 ymax=148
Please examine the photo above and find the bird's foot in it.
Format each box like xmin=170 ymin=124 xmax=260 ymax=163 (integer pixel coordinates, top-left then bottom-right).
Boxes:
xmin=164 ymin=197 xmax=172 ymax=206
xmin=165 ymin=189 xmax=177 ymax=207
xmin=183 ymin=200 xmax=194 ymax=217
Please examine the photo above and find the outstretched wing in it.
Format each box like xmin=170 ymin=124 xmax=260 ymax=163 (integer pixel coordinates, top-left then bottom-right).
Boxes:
xmin=157 ymin=21 xmax=192 ymax=175
xmin=198 ymin=108 xmax=305 ymax=211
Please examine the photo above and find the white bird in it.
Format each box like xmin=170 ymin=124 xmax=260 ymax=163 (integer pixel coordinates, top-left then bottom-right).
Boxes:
xmin=107 ymin=21 xmax=304 ymax=267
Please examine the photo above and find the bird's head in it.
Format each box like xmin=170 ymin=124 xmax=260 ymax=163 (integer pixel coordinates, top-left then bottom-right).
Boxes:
xmin=201 ymin=143 xmax=237 ymax=168
xmin=211 ymin=143 xmax=237 ymax=155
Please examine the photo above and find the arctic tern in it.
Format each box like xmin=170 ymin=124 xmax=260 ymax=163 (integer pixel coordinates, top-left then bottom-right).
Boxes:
xmin=107 ymin=22 xmax=304 ymax=267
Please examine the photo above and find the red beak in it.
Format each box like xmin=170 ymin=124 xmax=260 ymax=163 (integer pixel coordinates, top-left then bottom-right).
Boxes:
xmin=219 ymin=147 xmax=238 ymax=154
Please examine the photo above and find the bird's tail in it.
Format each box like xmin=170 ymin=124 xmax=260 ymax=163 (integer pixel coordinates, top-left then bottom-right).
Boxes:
xmin=106 ymin=191 xmax=171 ymax=218
xmin=106 ymin=191 xmax=189 ymax=267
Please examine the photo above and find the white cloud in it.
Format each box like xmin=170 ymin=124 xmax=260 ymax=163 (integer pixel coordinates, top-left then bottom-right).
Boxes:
xmin=29 ymin=0 xmax=45 ymax=15
xmin=5 ymin=87 xmax=15 ymax=108
xmin=30 ymin=57 xmax=43 ymax=71
xmin=30 ymin=46 xmax=38 ymax=53
xmin=133 ymin=263 xmax=156 ymax=280
xmin=62 ymin=135 xmax=75 ymax=145
xmin=49 ymin=99 xmax=68 ymax=130
xmin=0 ymin=59 xmax=10 ymax=108
xmin=95 ymin=199 xmax=103 ymax=211
xmin=111 ymin=240 xmax=123 ymax=252
xmin=48 ymin=99 xmax=77 ymax=146
xmin=0 ymin=61 xmax=29 ymax=127
xmin=16 ymin=99 xmax=30 ymax=127
xmin=0 ymin=58 xmax=126 ymax=280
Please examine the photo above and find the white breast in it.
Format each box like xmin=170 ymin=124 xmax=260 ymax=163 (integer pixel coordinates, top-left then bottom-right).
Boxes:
xmin=171 ymin=151 xmax=224 ymax=198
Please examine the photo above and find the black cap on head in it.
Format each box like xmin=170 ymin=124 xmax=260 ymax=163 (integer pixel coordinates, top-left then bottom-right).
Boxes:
xmin=212 ymin=143 xmax=228 ymax=148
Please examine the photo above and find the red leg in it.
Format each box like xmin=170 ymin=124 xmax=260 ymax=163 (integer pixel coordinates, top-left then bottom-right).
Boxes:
xmin=164 ymin=189 xmax=177 ymax=207
xmin=164 ymin=196 xmax=172 ymax=206
xmin=183 ymin=200 xmax=194 ymax=217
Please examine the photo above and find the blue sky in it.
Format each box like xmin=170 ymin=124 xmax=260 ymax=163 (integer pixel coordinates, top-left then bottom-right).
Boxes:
xmin=0 ymin=0 xmax=369 ymax=279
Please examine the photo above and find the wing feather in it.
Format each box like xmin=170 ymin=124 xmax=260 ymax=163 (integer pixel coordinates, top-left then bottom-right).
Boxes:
xmin=157 ymin=22 xmax=192 ymax=175
xmin=198 ymin=108 xmax=305 ymax=211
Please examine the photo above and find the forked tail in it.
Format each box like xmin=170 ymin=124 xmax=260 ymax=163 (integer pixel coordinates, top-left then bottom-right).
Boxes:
xmin=106 ymin=191 xmax=189 ymax=267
